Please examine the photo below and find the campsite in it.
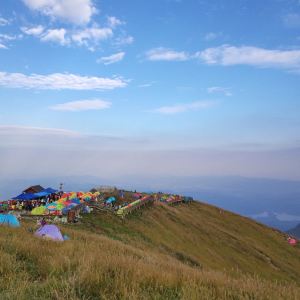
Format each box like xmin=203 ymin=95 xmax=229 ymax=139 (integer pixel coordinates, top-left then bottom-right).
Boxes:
xmin=0 ymin=184 xmax=195 ymax=243
xmin=1 ymin=184 xmax=300 ymax=299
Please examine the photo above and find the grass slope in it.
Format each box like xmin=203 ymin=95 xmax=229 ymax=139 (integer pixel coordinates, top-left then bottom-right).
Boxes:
xmin=1 ymin=201 xmax=300 ymax=299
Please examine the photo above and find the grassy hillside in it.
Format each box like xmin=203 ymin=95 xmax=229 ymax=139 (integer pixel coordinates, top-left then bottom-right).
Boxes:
xmin=1 ymin=201 xmax=300 ymax=299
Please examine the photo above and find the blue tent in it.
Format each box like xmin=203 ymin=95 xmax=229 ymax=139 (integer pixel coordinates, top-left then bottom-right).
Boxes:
xmin=34 ymin=191 xmax=51 ymax=197
xmin=105 ymin=197 xmax=116 ymax=204
xmin=43 ymin=187 xmax=58 ymax=194
xmin=34 ymin=187 xmax=58 ymax=198
xmin=13 ymin=187 xmax=58 ymax=200
xmin=0 ymin=214 xmax=20 ymax=227
xmin=13 ymin=193 xmax=38 ymax=201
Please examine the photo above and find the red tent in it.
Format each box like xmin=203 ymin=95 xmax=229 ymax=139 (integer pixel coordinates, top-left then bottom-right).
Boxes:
xmin=288 ymin=237 xmax=297 ymax=246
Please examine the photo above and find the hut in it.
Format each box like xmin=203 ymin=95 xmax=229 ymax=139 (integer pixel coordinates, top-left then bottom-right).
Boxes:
xmin=23 ymin=185 xmax=44 ymax=194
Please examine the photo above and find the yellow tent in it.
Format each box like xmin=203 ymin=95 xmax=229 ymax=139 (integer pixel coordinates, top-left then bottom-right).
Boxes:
xmin=31 ymin=206 xmax=48 ymax=215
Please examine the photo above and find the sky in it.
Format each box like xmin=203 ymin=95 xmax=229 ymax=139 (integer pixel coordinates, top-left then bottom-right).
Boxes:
xmin=0 ymin=0 xmax=300 ymax=182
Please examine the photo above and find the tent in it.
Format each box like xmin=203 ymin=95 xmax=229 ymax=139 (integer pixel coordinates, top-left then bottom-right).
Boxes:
xmin=13 ymin=193 xmax=38 ymax=201
xmin=35 ymin=225 xmax=64 ymax=241
xmin=34 ymin=191 xmax=51 ymax=198
xmin=31 ymin=206 xmax=48 ymax=215
xmin=43 ymin=187 xmax=57 ymax=194
xmin=105 ymin=197 xmax=116 ymax=204
xmin=46 ymin=202 xmax=64 ymax=211
xmin=288 ymin=237 xmax=297 ymax=246
xmin=34 ymin=187 xmax=58 ymax=198
xmin=0 ymin=214 xmax=20 ymax=227
xmin=70 ymin=198 xmax=81 ymax=205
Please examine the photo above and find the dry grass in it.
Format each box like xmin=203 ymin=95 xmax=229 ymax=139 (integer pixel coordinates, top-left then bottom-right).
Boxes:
xmin=1 ymin=201 xmax=300 ymax=299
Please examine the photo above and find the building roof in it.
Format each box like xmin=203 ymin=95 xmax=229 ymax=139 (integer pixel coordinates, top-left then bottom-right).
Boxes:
xmin=22 ymin=185 xmax=44 ymax=194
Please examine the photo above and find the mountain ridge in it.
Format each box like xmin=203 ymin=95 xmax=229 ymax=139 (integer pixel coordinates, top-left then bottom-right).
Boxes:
xmin=1 ymin=199 xmax=299 ymax=299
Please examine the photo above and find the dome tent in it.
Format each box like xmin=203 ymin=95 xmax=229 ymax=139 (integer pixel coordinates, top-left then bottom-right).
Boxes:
xmin=35 ymin=225 xmax=64 ymax=241
xmin=0 ymin=214 xmax=20 ymax=227
xmin=31 ymin=206 xmax=48 ymax=215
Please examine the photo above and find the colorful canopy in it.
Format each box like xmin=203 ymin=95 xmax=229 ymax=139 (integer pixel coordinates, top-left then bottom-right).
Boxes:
xmin=31 ymin=206 xmax=48 ymax=215
xmin=46 ymin=202 xmax=64 ymax=211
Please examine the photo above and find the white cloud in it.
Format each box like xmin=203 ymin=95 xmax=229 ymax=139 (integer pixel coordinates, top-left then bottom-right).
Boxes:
xmin=1 ymin=126 xmax=300 ymax=182
xmin=21 ymin=3 xmax=131 ymax=50
xmin=0 ymin=17 xmax=10 ymax=26
xmin=146 ymin=47 xmax=189 ymax=61
xmin=204 ymin=32 xmax=220 ymax=41
xmin=283 ymin=13 xmax=300 ymax=28
xmin=274 ymin=212 xmax=300 ymax=222
xmin=0 ymin=33 xmax=18 ymax=49
xmin=97 ymin=52 xmax=125 ymax=65
xmin=0 ymin=71 xmax=127 ymax=90
xmin=251 ymin=211 xmax=300 ymax=222
xmin=196 ymin=45 xmax=300 ymax=71
xmin=71 ymin=26 xmax=113 ymax=47
xmin=251 ymin=212 xmax=270 ymax=219
xmin=21 ymin=25 xmax=114 ymax=49
xmin=0 ymin=125 xmax=80 ymax=137
xmin=22 ymin=0 xmax=96 ymax=25
xmin=0 ymin=34 xmax=17 ymax=41
xmin=138 ymin=82 xmax=155 ymax=88
xmin=207 ymin=86 xmax=232 ymax=96
xmin=41 ymin=28 xmax=68 ymax=45
xmin=153 ymin=101 xmax=216 ymax=114
xmin=21 ymin=25 xmax=45 ymax=37
xmin=114 ymin=35 xmax=134 ymax=46
xmin=107 ymin=16 xmax=123 ymax=28
xmin=50 ymin=99 xmax=111 ymax=111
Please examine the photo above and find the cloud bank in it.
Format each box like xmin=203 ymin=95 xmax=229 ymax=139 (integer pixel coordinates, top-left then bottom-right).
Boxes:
xmin=22 ymin=0 xmax=96 ymax=25
xmin=0 ymin=126 xmax=299 ymax=181
xmin=153 ymin=101 xmax=216 ymax=114
xmin=145 ymin=45 xmax=300 ymax=73
xmin=97 ymin=52 xmax=125 ymax=65
xmin=196 ymin=45 xmax=300 ymax=71
xmin=146 ymin=47 xmax=189 ymax=61
xmin=0 ymin=71 xmax=127 ymax=90
xmin=50 ymin=99 xmax=112 ymax=111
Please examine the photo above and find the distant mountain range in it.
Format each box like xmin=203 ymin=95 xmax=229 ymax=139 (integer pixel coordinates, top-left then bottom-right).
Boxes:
xmin=1 ymin=175 xmax=300 ymax=231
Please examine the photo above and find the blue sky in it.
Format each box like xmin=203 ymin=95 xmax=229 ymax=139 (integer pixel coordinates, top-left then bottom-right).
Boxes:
xmin=0 ymin=0 xmax=300 ymax=181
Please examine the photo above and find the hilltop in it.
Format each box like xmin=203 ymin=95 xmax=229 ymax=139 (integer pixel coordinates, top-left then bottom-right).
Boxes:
xmin=1 ymin=200 xmax=300 ymax=299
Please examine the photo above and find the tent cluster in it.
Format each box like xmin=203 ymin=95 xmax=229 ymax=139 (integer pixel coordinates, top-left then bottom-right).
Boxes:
xmin=1 ymin=186 xmax=103 ymax=226
xmin=31 ymin=191 xmax=100 ymax=216
xmin=0 ymin=186 xmax=195 ymax=241
xmin=2 ymin=185 xmax=194 ymax=222
xmin=0 ymin=215 xmax=67 ymax=242
xmin=114 ymin=192 xmax=194 ymax=218
xmin=1 ymin=186 xmax=60 ymax=212
xmin=157 ymin=194 xmax=193 ymax=205
xmin=117 ymin=195 xmax=153 ymax=217
xmin=13 ymin=187 xmax=58 ymax=201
